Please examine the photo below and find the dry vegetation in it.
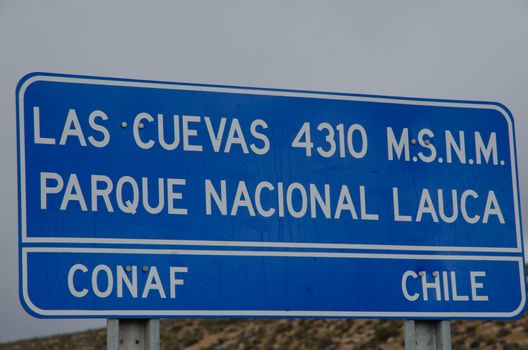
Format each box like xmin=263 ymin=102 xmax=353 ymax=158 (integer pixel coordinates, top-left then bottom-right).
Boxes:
xmin=1 ymin=315 xmax=528 ymax=350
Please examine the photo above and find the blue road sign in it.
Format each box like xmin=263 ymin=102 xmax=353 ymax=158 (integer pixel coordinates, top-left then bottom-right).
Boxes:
xmin=17 ymin=73 xmax=525 ymax=318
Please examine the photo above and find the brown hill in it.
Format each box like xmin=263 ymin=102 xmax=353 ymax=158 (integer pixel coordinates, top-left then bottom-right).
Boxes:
xmin=1 ymin=315 xmax=527 ymax=350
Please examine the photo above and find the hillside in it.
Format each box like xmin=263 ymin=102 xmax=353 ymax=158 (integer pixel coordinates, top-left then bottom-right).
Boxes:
xmin=1 ymin=315 xmax=527 ymax=350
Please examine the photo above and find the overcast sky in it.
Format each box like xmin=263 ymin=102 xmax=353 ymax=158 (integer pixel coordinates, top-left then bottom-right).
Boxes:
xmin=1 ymin=0 xmax=528 ymax=343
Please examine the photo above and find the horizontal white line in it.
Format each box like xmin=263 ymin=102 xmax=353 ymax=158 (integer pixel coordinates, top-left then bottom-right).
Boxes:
xmin=18 ymin=309 xmax=526 ymax=318
xmin=23 ymin=247 xmax=522 ymax=261
xmin=22 ymin=236 xmax=521 ymax=253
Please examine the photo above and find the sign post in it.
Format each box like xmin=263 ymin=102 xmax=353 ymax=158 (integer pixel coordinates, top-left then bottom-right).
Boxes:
xmin=17 ymin=73 xmax=525 ymax=346
xmin=107 ymin=319 xmax=159 ymax=350
xmin=405 ymin=320 xmax=451 ymax=350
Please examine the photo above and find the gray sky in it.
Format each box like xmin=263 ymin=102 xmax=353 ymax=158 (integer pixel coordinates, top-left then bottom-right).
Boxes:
xmin=1 ymin=0 xmax=528 ymax=342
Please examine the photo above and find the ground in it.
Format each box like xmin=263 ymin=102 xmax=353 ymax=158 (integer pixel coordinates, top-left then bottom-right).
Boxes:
xmin=2 ymin=315 xmax=528 ymax=350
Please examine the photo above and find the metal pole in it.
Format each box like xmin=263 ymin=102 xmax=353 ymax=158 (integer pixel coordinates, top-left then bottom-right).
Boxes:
xmin=404 ymin=320 xmax=451 ymax=350
xmin=107 ymin=319 xmax=160 ymax=350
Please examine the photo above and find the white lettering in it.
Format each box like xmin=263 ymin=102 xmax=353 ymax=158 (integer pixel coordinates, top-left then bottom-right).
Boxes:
xmin=87 ymin=110 xmax=110 ymax=148
xmin=60 ymin=174 xmax=88 ymax=211
xmin=250 ymin=119 xmax=270 ymax=155
xmin=134 ymin=112 xmax=155 ymax=149
xmin=402 ymin=271 xmax=419 ymax=301
xmin=59 ymin=109 xmax=87 ymax=146
xmin=142 ymin=267 xmax=166 ymax=299
xmin=40 ymin=172 xmax=64 ymax=209
xmin=170 ymin=267 xmax=188 ymax=299
xmin=68 ymin=264 xmax=88 ymax=298
xmin=92 ymin=264 xmax=113 ymax=298
xmin=167 ymin=179 xmax=187 ymax=215
xmin=117 ymin=265 xmax=137 ymax=298
xmin=470 ymin=271 xmax=488 ymax=301
xmin=182 ymin=115 xmax=203 ymax=152
xmin=387 ymin=127 xmax=409 ymax=161
xmin=33 ymin=106 xmax=56 ymax=145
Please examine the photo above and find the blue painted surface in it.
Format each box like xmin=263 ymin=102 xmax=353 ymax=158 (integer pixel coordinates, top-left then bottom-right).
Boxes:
xmin=17 ymin=73 xmax=525 ymax=318
xmin=22 ymin=250 xmax=524 ymax=317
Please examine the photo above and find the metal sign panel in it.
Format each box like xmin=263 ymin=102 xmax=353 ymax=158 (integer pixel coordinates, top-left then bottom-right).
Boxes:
xmin=17 ymin=73 xmax=525 ymax=318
